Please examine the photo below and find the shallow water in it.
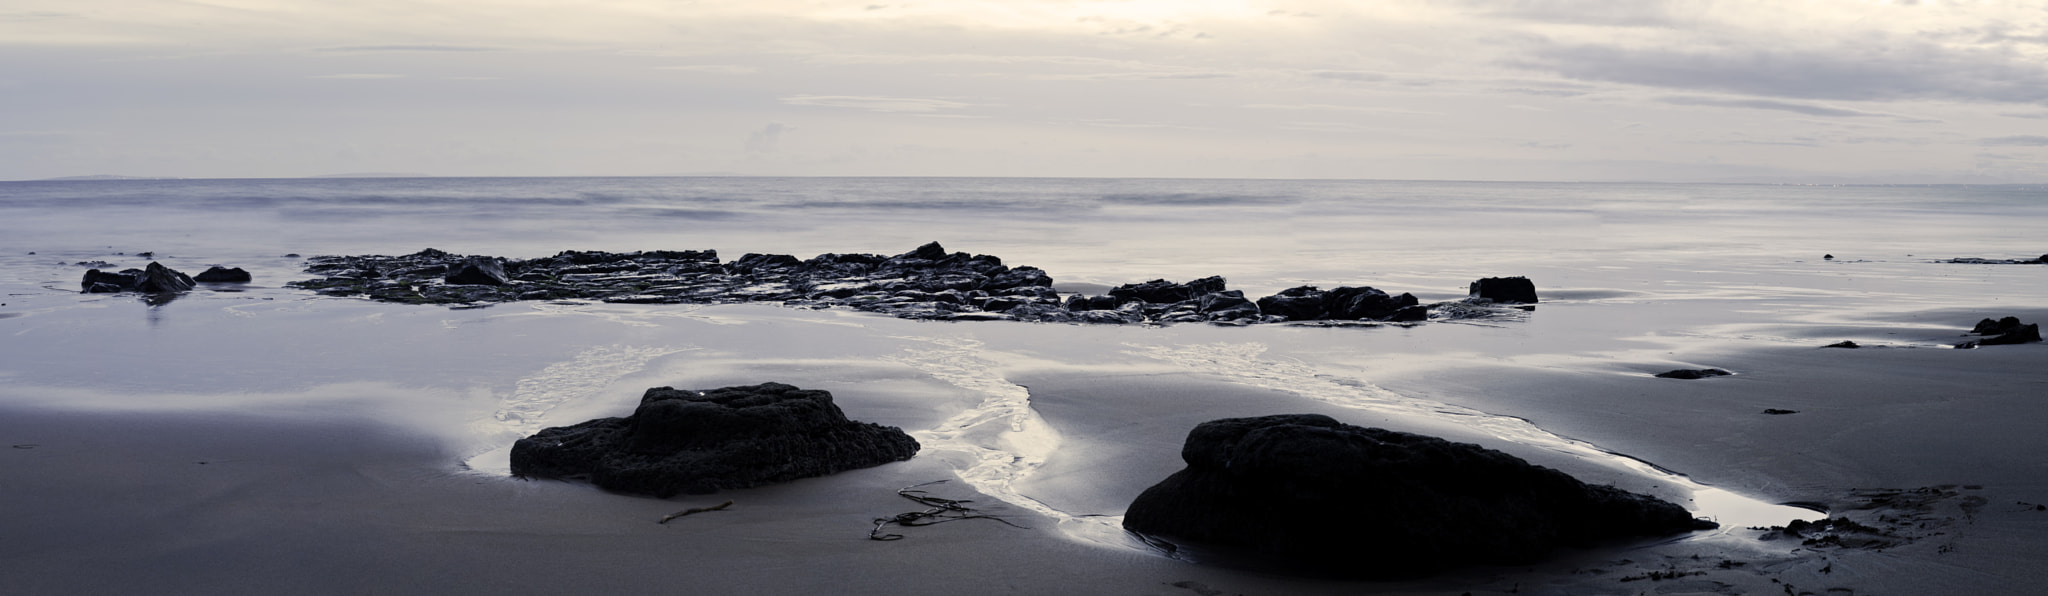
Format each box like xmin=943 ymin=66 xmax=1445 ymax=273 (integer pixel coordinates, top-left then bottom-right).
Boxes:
xmin=4 ymin=177 xmax=2043 ymax=551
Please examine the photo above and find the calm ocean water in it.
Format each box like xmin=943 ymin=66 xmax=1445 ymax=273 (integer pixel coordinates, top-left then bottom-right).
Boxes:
xmin=4 ymin=176 xmax=2044 ymax=301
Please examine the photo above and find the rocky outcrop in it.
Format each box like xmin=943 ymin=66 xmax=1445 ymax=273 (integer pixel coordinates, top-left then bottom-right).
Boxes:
xmin=290 ymin=242 xmax=1535 ymax=326
xmin=194 ymin=266 xmax=252 ymax=283
xmin=1254 ymin=285 xmax=1425 ymax=322
xmin=1470 ymin=276 xmax=1539 ymax=304
xmin=1965 ymin=316 xmax=2041 ymax=347
xmin=509 ymin=383 xmax=919 ymax=498
xmin=1122 ymin=414 xmax=1714 ymax=578
xmin=80 ymin=262 xmax=195 ymax=294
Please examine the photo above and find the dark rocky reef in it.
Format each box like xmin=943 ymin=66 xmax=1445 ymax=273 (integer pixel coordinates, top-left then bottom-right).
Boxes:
xmin=1958 ymin=316 xmax=2041 ymax=348
xmin=1655 ymin=368 xmax=1732 ymax=379
xmin=194 ymin=266 xmax=252 ymax=283
xmin=81 ymin=262 xmax=195 ymax=294
xmin=289 ymin=242 xmax=1534 ymax=326
xmin=509 ymin=383 xmax=919 ymax=498
xmin=1944 ymin=255 xmax=2048 ymax=265
xmin=1122 ymin=414 xmax=1714 ymax=578
xmin=1470 ymin=276 xmax=1539 ymax=304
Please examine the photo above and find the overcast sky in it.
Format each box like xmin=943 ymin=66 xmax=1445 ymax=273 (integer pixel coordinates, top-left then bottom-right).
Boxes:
xmin=5 ymin=0 xmax=2047 ymax=182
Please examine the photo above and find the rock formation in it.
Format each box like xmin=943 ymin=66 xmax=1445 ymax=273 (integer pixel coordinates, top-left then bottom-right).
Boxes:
xmin=1122 ymin=414 xmax=1714 ymax=578
xmin=80 ymin=262 xmax=195 ymax=294
xmin=290 ymin=242 xmax=1536 ymax=326
xmin=509 ymin=383 xmax=919 ymax=498
xmin=1470 ymin=276 xmax=1539 ymax=304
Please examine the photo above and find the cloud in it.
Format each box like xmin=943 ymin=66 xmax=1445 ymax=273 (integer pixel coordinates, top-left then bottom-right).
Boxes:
xmin=780 ymin=95 xmax=973 ymax=113
xmin=1999 ymin=111 xmax=2048 ymax=120
xmin=655 ymin=65 xmax=758 ymax=74
xmin=1658 ymin=96 xmax=1887 ymax=118
xmin=1520 ymin=39 xmax=2048 ymax=103
xmin=1979 ymin=135 xmax=2048 ymax=147
xmin=1306 ymin=70 xmax=1387 ymax=83
xmin=1461 ymin=0 xmax=1684 ymax=27
xmin=307 ymin=73 xmax=406 ymax=79
xmin=1243 ymin=103 xmax=1438 ymax=115
xmin=746 ymin=123 xmax=785 ymax=153
xmin=314 ymin=45 xmax=500 ymax=53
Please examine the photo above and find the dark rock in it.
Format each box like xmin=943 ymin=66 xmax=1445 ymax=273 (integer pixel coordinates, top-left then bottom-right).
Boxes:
xmin=1470 ymin=276 xmax=1539 ymax=304
xmin=1981 ymin=323 xmax=2042 ymax=346
xmin=1973 ymin=316 xmax=2024 ymax=335
xmin=509 ymin=383 xmax=919 ymax=497
xmin=194 ymin=266 xmax=252 ymax=283
xmin=726 ymin=253 xmax=802 ymax=274
xmin=1824 ymin=254 xmax=1834 ymax=260
xmin=1762 ymin=409 xmax=1799 ymax=415
xmin=1822 ymin=341 xmax=1860 ymax=349
xmin=81 ymin=269 xmax=138 ymax=293
xmin=1654 ymin=368 xmax=1732 ymax=379
xmin=80 ymin=262 xmax=195 ymax=294
xmin=1255 ymin=285 xmax=1423 ymax=322
xmin=1195 ymin=291 xmax=1262 ymax=320
xmin=1122 ymin=414 xmax=1712 ymax=578
xmin=1110 ymin=276 xmax=1227 ymax=305
xmin=1324 ymin=286 xmax=1420 ymax=320
xmin=444 ymin=257 xmax=510 ymax=286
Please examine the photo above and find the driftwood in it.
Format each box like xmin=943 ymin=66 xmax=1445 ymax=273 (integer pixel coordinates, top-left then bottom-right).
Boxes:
xmin=658 ymin=500 xmax=733 ymax=524
xmin=868 ymin=480 xmax=1026 ymax=541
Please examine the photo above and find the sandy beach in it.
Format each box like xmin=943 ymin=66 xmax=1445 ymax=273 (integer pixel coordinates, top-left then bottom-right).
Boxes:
xmin=5 ymin=290 xmax=2046 ymax=594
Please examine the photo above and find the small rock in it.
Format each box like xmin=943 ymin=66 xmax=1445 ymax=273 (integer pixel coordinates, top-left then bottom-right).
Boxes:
xmin=1822 ymin=341 xmax=1860 ymax=349
xmin=194 ymin=266 xmax=252 ymax=283
xmin=1763 ymin=409 xmax=1799 ymax=415
xmin=1469 ymin=276 xmax=1539 ymax=304
xmin=1824 ymin=254 xmax=1834 ymax=260
xmin=1655 ymin=368 xmax=1732 ymax=379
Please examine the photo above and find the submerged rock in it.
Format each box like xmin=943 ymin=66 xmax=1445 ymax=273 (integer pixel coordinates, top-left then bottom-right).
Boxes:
xmin=80 ymin=262 xmax=195 ymax=294
xmin=194 ymin=266 xmax=252 ymax=283
xmin=1655 ymin=368 xmax=1732 ymax=379
xmin=1122 ymin=414 xmax=1713 ymax=578
xmin=509 ymin=383 xmax=919 ymax=497
xmin=1822 ymin=341 xmax=1860 ymax=349
xmin=1470 ymin=276 xmax=1539 ymax=304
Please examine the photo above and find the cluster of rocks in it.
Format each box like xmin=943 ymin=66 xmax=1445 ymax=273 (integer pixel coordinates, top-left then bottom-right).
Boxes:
xmin=80 ymin=263 xmax=251 ymax=294
xmin=1945 ymin=255 xmax=2048 ymax=265
xmin=510 ymin=383 xmax=919 ymax=498
xmin=1957 ymin=316 xmax=2042 ymax=348
xmin=287 ymin=242 xmax=1537 ymax=325
xmin=1121 ymin=414 xmax=1715 ymax=578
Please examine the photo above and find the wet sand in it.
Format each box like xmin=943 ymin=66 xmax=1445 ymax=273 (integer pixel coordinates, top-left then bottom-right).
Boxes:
xmin=3 ymin=295 xmax=2047 ymax=594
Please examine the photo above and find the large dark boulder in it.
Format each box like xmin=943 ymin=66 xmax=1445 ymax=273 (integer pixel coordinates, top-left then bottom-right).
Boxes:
xmin=510 ymin=383 xmax=919 ymax=497
xmin=1123 ymin=414 xmax=1713 ymax=578
xmin=1470 ymin=276 xmax=1539 ymax=304
xmin=80 ymin=262 xmax=195 ymax=294
xmin=444 ymin=257 xmax=510 ymax=286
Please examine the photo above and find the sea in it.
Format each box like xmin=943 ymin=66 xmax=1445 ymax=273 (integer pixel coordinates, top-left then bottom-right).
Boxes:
xmin=3 ymin=176 xmax=2045 ymax=546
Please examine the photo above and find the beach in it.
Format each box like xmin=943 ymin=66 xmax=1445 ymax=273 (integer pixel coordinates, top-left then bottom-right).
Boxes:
xmin=3 ymin=177 xmax=2046 ymax=594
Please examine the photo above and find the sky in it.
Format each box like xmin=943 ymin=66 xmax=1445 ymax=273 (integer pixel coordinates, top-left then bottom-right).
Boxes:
xmin=4 ymin=0 xmax=2047 ymax=183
